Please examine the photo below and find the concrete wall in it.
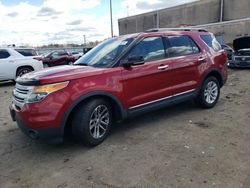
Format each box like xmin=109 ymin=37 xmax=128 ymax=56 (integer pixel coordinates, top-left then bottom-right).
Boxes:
xmin=200 ymin=19 xmax=250 ymax=44
xmin=158 ymin=0 xmax=220 ymax=28
xmin=118 ymin=0 xmax=250 ymax=44
xmin=224 ymin=0 xmax=250 ymax=21
xmin=119 ymin=0 xmax=220 ymax=34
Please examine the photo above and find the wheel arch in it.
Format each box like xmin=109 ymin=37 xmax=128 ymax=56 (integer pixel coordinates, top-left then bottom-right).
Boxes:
xmin=16 ymin=65 xmax=34 ymax=77
xmin=61 ymin=91 xmax=127 ymax=136
xmin=202 ymin=69 xmax=224 ymax=88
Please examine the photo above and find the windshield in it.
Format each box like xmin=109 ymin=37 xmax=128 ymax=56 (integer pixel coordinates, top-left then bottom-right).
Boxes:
xmin=45 ymin=52 xmax=53 ymax=58
xmin=74 ymin=36 xmax=134 ymax=68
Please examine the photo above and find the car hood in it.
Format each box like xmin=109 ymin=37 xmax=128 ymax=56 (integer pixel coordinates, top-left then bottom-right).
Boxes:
xmin=233 ymin=36 xmax=250 ymax=52
xmin=16 ymin=65 xmax=105 ymax=85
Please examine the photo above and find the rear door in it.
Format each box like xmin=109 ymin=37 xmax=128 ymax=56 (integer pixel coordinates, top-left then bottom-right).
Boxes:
xmin=165 ymin=35 xmax=205 ymax=95
xmin=121 ymin=36 xmax=173 ymax=109
xmin=0 ymin=49 xmax=15 ymax=80
xmin=50 ymin=52 xmax=64 ymax=65
xmin=59 ymin=51 xmax=69 ymax=65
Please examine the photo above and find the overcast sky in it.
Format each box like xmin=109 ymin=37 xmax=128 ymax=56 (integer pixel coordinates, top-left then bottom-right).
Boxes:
xmin=0 ymin=0 xmax=197 ymax=46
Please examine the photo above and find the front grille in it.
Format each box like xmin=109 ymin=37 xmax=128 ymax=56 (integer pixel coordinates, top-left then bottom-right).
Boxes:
xmin=227 ymin=54 xmax=233 ymax=60
xmin=13 ymin=84 xmax=33 ymax=107
xmin=15 ymin=87 xmax=29 ymax=94
xmin=235 ymin=56 xmax=250 ymax=61
xmin=14 ymin=95 xmax=25 ymax=103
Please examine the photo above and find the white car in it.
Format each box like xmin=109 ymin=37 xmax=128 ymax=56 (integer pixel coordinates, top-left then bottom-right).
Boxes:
xmin=71 ymin=51 xmax=83 ymax=60
xmin=0 ymin=48 xmax=43 ymax=81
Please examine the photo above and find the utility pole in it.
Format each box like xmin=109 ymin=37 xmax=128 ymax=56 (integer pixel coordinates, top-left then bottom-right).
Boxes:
xmin=110 ymin=0 xmax=114 ymax=37
xmin=83 ymin=35 xmax=86 ymax=47
xmin=126 ymin=5 xmax=129 ymax=17
xmin=220 ymin=0 xmax=224 ymax=22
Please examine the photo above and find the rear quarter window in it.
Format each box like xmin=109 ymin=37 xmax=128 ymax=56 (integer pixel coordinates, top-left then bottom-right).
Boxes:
xmin=200 ymin=35 xmax=221 ymax=52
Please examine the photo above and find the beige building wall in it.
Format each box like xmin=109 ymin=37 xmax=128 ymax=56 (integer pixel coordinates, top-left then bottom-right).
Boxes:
xmin=118 ymin=0 xmax=250 ymax=44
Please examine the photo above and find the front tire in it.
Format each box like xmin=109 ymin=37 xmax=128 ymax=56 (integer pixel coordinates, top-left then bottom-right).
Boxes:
xmin=72 ymin=99 xmax=112 ymax=146
xmin=196 ymin=76 xmax=220 ymax=108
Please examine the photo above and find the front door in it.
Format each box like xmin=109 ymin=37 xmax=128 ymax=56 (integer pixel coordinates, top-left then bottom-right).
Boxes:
xmin=121 ymin=36 xmax=173 ymax=109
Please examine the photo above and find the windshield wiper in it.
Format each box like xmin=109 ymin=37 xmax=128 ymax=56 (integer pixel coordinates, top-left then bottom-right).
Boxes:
xmin=74 ymin=63 xmax=89 ymax=66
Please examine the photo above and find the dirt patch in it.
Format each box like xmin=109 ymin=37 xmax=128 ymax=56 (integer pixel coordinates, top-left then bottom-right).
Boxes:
xmin=194 ymin=121 xmax=215 ymax=129
xmin=0 ymin=69 xmax=250 ymax=188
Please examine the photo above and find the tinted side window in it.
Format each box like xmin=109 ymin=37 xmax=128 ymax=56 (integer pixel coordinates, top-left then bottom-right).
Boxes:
xmin=189 ymin=38 xmax=200 ymax=54
xmin=51 ymin=52 xmax=60 ymax=58
xmin=128 ymin=37 xmax=165 ymax=62
xmin=0 ymin=50 xmax=10 ymax=59
xmin=15 ymin=49 xmax=38 ymax=56
xmin=167 ymin=36 xmax=200 ymax=57
xmin=200 ymin=35 xmax=221 ymax=52
xmin=59 ymin=51 xmax=68 ymax=56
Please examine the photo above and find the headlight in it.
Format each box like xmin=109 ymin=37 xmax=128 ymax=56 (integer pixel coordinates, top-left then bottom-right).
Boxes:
xmin=27 ymin=81 xmax=69 ymax=103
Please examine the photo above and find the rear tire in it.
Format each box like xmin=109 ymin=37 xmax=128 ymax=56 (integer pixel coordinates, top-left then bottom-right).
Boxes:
xmin=16 ymin=67 xmax=33 ymax=78
xmin=195 ymin=76 xmax=220 ymax=108
xmin=72 ymin=99 xmax=112 ymax=146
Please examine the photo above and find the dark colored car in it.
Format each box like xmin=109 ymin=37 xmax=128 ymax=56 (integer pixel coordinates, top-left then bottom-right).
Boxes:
xmin=39 ymin=50 xmax=76 ymax=67
xmin=83 ymin=47 xmax=93 ymax=54
xmin=228 ymin=36 xmax=250 ymax=68
xmin=10 ymin=28 xmax=227 ymax=146
xmin=221 ymin=44 xmax=234 ymax=61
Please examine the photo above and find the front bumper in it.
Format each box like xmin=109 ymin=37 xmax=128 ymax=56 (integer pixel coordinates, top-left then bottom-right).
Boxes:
xmin=9 ymin=103 xmax=63 ymax=144
xmin=228 ymin=60 xmax=250 ymax=68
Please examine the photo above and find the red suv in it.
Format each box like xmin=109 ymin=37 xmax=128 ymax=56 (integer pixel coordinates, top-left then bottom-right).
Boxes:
xmin=37 ymin=50 xmax=76 ymax=67
xmin=10 ymin=29 xmax=227 ymax=146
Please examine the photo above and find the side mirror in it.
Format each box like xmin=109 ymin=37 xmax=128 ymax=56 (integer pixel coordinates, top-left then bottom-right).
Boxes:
xmin=122 ymin=56 xmax=145 ymax=67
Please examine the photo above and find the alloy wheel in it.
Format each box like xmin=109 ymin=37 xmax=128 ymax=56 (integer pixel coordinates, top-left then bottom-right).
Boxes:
xmin=204 ymin=81 xmax=218 ymax=104
xmin=89 ymin=105 xmax=110 ymax=139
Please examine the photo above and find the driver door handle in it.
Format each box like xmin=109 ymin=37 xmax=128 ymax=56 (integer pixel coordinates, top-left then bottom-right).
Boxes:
xmin=158 ymin=64 xmax=169 ymax=70
xmin=198 ymin=57 xmax=206 ymax=62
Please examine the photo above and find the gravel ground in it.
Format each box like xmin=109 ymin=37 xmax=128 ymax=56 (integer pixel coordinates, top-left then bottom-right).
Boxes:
xmin=0 ymin=69 xmax=250 ymax=188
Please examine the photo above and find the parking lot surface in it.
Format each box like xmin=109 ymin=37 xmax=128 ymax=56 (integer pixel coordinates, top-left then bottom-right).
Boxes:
xmin=0 ymin=69 xmax=250 ymax=188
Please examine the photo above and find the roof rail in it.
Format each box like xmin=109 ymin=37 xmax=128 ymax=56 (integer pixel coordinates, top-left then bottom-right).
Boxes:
xmin=146 ymin=28 xmax=208 ymax=33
